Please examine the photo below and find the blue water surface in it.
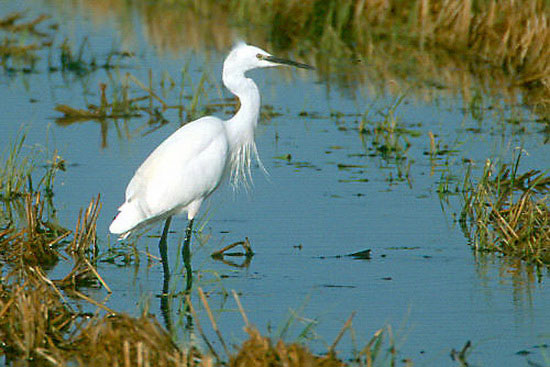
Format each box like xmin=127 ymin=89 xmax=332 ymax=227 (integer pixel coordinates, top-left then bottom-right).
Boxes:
xmin=1 ymin=1 xmax=549 ymax=366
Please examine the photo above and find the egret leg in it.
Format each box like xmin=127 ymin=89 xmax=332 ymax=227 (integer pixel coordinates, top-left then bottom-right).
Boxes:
xmin=158 ymin=216 xmax=173 ymax=333
xmin=159 ymin=216 xmax=172 ymax=284
xmin=183 ymin=218 xmax=194 ymax=292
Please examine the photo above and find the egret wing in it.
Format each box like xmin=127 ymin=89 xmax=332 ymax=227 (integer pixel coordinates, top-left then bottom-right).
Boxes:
xmin=122 ymin=116 xmax=229 ymax=224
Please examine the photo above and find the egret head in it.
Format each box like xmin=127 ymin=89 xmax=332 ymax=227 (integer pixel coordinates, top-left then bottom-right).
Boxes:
xmin=224 ymin=42 xmax=314 ymax=74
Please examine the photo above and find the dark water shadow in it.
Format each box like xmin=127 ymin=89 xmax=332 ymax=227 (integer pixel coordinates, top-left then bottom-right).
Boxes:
xmin=158 ymin=217 xmax=194 ymax=334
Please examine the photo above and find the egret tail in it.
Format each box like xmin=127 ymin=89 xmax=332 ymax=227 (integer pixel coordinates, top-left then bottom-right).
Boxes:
xmin=109 ymin=202 xmax=146 ymax=238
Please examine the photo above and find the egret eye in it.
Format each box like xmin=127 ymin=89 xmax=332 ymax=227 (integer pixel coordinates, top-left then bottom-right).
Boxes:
xmin=256 ymin=53 xmax=265 ymax=60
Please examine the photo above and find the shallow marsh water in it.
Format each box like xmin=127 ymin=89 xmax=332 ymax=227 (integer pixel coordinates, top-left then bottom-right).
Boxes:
xmin=1 ymin=1 xmax=549 ymax=366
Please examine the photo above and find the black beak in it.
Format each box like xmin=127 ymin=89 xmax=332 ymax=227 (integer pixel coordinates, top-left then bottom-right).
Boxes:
xmin=264 ymin=55 xmax=315 ymax=70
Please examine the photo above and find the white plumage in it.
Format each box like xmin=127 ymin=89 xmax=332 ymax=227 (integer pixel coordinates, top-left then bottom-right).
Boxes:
xmin=109 ymin=117 xmax=229 ymax=236
xmin=109 ymin=42 xmax=313 ymax=240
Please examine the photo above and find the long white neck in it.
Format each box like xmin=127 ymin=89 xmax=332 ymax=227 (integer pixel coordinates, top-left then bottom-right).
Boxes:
xmin=222 ymin=66 xmax=262 ymax=187
xmin=223 ymin=69 xmax=260 ymax=150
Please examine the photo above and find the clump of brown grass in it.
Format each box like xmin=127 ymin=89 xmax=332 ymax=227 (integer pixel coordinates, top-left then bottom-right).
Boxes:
xmin=56 ymin=194 xmax=111 ymax=291
xmin=229 ymin=323 xmax=397 ymax=367
xmin=70 ymin=311 xmax=198 ymax=367
xmin=230 ymin=327 xmax=344 ymax=367
xmin=0 ymin=192 xmax=69 ymax=268
xmin=0 ymin=265 xmax=77 ymax=365
xmin=225 ymin=292 xmax=396 ymax=367
xmin=66 ymin=193 xmax=101 ymax=256
xmin=0 ymin=266 xmax=193 ymax=366
xmin=461 ymin=154 xmax=550 ymax=264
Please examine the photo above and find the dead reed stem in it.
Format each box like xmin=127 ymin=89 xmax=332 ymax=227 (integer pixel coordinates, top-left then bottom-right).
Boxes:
xmin=231 ymin=290 xmax=249 ymax=328
xmin=198 ymin=287 xmax=230 ymax=358
xmin=185 ymin=294 xmax=220 ymax=360
xmin=329 ymin=312 xmax=355 ymax=353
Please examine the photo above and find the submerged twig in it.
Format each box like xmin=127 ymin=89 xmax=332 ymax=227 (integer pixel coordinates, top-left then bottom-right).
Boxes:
xmin=211 ymin=237 xmax=254 ymax=258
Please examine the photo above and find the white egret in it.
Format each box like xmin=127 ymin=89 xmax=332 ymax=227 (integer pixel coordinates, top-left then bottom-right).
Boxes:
xmin=109 ymin=42 xmax=313 ymax=262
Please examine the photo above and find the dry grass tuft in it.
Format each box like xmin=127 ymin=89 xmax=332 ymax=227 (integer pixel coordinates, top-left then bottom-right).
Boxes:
xmin=0 ymin=266 xmax=76 ymax=365
xmin=56 ymin=195 xmax=113 ymax=291
xmin=231 ymin=327 xmax=344 ymax=367
xmin=461 ymin=154 xmax=550 ymax=264
xmin=66 ymin=193 xmax=101 ymax=256
xmin=0 ymin=192 xmax=68 ymax=268
xmin=70 ymin=312 xmax=198 ymax=367
xmin=0 ymin=266 xmax=194 ymax=366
